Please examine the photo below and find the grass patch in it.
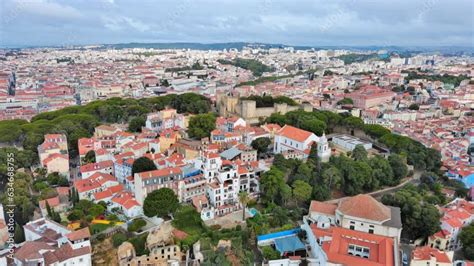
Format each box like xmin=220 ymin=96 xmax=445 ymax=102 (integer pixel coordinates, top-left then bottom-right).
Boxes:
xmin=89 ymin=223 xmax=112 ymax=234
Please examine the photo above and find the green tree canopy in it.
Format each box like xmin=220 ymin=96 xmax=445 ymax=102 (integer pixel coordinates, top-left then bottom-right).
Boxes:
xmin=128 ymin=116 xmax=146 ymax=132
xmin=14 ymin=223 xmax=25 ymax=243
xmin=408 ymin=103 xmax=420 ymax=110
xmin=337 ymin=98 xmax=354 ymax=105
xmin=388 ymin=154 xmax=408 ymax=182
xmin=322 ymin=166 xmax=342 ymax=190
xmin=112 ymin=233 xmax=128 ymax=247
xmin=342 ymin=116 xmax=364 ymax=129
xmin=259 ymin=167 xmax=286 ymax=204
xmin=459 ymin=224 xmax=474 ymax=260
xmin=89 ymin=204 xmax=105 ymax=218
xmin=363 ymin=124 xmax=391 ymax=139
xmin=369 ymin=155 xmax=395 ymax=186
xmin=188 ymin=113 xmax=216 ymax=139
xmin=251 ymin=137 xmax=271 ymax=154
xmin=381 ymin=185 xmax=441 ymax=240
xmin=143 ymin=188 xmax=179 ymax=217
xmin=132 ymin=157 xmax=157 ymax=176
xmin=352 ymin=144 xmax=368 ymax=161
xmin=292 ymin=180 xmax=312 ymax=205
xmin=83 ymin=150 xmax=96 ymax=164
xmin=0 ymin=119 xmax=27 ymax=143
xmin=218 ymin=58 xmax=273 ymax=77
xmin=128 ymin=218 xmax=147 ymax=232
xmin=261 ymin=246 xmax=280 ymax=260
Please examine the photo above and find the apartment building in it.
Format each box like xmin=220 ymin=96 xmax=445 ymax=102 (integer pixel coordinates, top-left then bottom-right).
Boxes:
xmin=38 ymin=134 xmax=70 ymax=176
xmin=134 ymin=167 xmax=183 ymax=204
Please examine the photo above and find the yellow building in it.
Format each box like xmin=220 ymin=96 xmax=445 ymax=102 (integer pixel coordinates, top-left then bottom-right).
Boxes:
xmin=427 ymin=230 xmax=451 ymax=251
xmin=159 ymin=129 xmax=182 ymax=152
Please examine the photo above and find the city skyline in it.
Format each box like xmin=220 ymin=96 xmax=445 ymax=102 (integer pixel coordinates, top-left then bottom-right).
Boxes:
xmin=1 ymin=0 xmax=473 ymax=48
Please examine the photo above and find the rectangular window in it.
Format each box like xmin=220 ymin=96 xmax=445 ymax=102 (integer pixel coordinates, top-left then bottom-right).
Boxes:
xmin=348 ymin=244 xmax=370 ymax=258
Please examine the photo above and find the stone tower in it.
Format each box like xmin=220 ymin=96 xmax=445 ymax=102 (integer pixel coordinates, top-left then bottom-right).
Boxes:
xmin=217 ymin=92 xmax=239 ymax=117
xmin=274 ymin=103 xmax=288 ymax=114
xmin=241 ymin=100 xmax=256 ymax=120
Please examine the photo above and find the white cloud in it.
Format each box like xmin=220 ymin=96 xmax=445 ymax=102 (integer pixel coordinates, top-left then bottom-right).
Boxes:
xmin=13 ymin=0 xmax=83 ymax=20
xmin=102 ymin=16 xmax=150 ymax=32
xmin=0 ymin=0 xmax=472 ymax=47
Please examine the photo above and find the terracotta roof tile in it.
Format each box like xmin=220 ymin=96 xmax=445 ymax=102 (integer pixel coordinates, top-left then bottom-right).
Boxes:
xmin=338 ymin=194 xmax=391 ymax=222
xmin=277 ymin=125 xmax=315 ymax=143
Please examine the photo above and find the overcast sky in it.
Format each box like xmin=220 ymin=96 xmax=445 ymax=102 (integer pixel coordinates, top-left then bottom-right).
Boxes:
xmin=0 ymin=0 xmax=473 ymax=47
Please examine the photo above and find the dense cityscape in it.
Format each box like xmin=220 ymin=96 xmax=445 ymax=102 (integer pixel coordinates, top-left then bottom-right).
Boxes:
xmin=0 ymin=0 xmax=473 ymax=266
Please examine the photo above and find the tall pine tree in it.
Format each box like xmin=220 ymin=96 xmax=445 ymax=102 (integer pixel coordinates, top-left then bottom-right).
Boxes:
xmin=45 ymin=200 xmax=52 ymax=218
xmin=14 ymin=223 xmax=25 ymax=243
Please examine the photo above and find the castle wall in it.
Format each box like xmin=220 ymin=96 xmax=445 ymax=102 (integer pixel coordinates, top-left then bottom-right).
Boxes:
xmin=217 ymin=94 xmax=308 ymax=124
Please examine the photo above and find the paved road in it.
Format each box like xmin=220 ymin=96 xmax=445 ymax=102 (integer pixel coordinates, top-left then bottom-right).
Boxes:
xmin=400 ymin=243 xmax=413 ymax=266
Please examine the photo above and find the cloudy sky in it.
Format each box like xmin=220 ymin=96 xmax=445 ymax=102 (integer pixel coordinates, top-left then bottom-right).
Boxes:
xmin=0 ymin=0 xmax=473 ymax=47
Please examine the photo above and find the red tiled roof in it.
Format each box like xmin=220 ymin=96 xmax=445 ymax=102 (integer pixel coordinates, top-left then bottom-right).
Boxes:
xmin=443 ymin=216 xmax=463 ymax=228
xmin=114 ymin=151 xmax=135 ymax=161
xmin=262 ymin=123 xmax=281 ymax=132
xmin=137 ymin=167 xmax=182 ymax=180
xmin=65 ymin=227 xmax=90 ymax=241
xmin=310 ymin=201 xmax=337 ymax=216
xmin=311 ymin=224 xmax=394 ymax=266
xmin=43 ymin=243 xmax=91 ymax=265
xmin=338 ymin=194 xmax=391 ymax=222
xmin=43 ymin=153 xmax=68 ymax=165
xmin=15 ymin=241 xmax=55 ymax=261
xmin=412 ymin=246 xmax=451 ymax=264
xmin=55 ymin=186 xmax=70 ymax=196
xmin=80 ymin=160 xmax=113 ymax=173
xmin=431 ymin=229 xmax=451 ymax=240
xmin=445 ymin=208 xmax=471 ymax=221
xmin=39 ymin=196 xmax=61 ymax=209
xmin=277 ymin=125 xmax=314 ymax=142
xmin=94 ymin=189 xmax=113 ymax=200
xmin=111 ymin=191 xmax=140 ymax=209
xmin=74 ymin=172 xmax=117 ymax=193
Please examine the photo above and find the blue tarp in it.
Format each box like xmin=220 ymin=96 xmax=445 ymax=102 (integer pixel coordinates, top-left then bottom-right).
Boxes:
xmin=463 ymin=174 xmax=474 ymax=188
xmin=274 ymin=235 xmax=306 ymax=254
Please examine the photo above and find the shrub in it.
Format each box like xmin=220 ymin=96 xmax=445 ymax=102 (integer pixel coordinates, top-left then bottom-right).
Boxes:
xmin=261 ymin=246 xmax=280 ymax=260
xmin=128 ymin=218 xmax=146 ymax=232
xmin=112 ymin=233 xmax=128 ymax=247
xmin=95 ymin=234 xmax=105 ymax=242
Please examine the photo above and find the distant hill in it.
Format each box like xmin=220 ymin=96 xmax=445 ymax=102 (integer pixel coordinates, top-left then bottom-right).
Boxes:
xmin=2 ymin=42 xmax=473 ymax=55
xmin=103 ymin=42 xmax=315 ymax=51
xmin=101 ymin=42 xmax=473 ymax=55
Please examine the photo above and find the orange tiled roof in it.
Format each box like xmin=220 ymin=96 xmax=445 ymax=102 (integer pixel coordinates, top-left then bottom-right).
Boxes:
xmin=65 ymin=227 xmax=90 ymax=241
xmin=310 ymin=201 xmax=337 ymax=216
xmin=311 ymin=224 xmax=394 ymax=266
xmin=136 ymin=167 xmax=182 ymax=180
xmin=39 ymin=196 xmax=61 ymax=209
xmin=338 ymin=194 xmax=391 ymax=222
xmin=277 ymin=125 xmax=314 ymax=143
xmin=412 ymin=246 xmax=451 ymax=264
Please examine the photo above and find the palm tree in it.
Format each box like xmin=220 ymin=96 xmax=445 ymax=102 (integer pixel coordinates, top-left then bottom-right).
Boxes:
xmin=238 ymin=192 xmax=250 ymax=221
